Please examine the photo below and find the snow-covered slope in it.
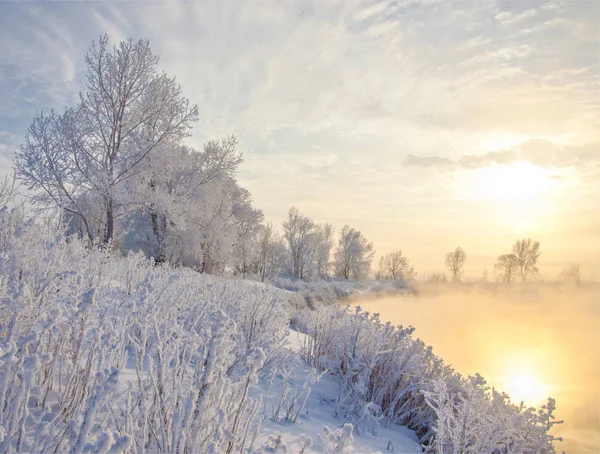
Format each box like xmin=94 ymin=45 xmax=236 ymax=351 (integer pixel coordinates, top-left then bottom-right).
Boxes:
xmin=0 ymin=213 xmax=563 ymax=453
xmin=255 ymin=330 xmax=421 ymax=453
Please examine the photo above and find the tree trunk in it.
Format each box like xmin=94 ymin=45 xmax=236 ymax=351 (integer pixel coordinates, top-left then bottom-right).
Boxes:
xmin=150 ymin=210 xmax=167 ymax=264
xmin=104 ymin=197 xmax=114 ymax=245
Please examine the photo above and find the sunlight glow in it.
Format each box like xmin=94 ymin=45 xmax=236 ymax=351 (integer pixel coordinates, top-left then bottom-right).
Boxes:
xmin=505 ymin=372 xmax=546 ymax=405
xmin=473 ymin=161 xmax=553 ymax=203
xmin=499 ymin=354 xmax=553 ymax=406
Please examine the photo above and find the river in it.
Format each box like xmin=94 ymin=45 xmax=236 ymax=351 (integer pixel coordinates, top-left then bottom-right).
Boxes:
xmin=350 ymin=284 xmax=599 ymax=453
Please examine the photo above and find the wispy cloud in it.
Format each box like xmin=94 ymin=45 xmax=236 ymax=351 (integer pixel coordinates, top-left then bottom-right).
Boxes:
xmin=404 ymin=140 xmax=600 ymax=170
xmin=0 ymin=0 xmax=598 ymax=272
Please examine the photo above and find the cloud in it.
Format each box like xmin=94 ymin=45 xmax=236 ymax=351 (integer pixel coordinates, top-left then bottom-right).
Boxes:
xmin=0 ymin=0 xmax=598 ymax=265
xmin=495 ymin=8 xmax=538 ymax=26
xmin=404 ymin=139 xmax=600 ymax=170
xmin=404 ymin=155 xmax=454 ymax=168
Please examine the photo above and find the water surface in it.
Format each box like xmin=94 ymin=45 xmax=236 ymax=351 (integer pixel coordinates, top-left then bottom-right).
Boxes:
xmin=351 ymin=284 xmax=599 ymax=453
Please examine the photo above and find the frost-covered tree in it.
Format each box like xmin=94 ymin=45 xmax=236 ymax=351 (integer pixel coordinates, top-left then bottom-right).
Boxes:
xmin=512 ymin=238 xmax=541 ymax=281
xmin=232 ymin=188 xmax=264 ymax=278
xmin=14 ymin=35 xmax=198 ymax=244
xmin=111 ymin=136 xmax=257 ymax=274
xmin=136 ymin=137 xmax=243 ymax=264
xmin=333 ymin=225 xmax=375 ymax=280
xmin=495 ymin=254 xmax=518 ymax=283
xmin=283 ymin=206 xmax=316 ymax=279
xmin=444 ymin=247 xmax=466 ymax=282
xmin=256 ymin=222 xmax=288 ymax=282
xmin=257 ymin=222 xmax=275 ymax=282
xmin=376 ymin=250 xmax=415 ymax=280
xmin=313 ymin=223 xmax=334 ymax=278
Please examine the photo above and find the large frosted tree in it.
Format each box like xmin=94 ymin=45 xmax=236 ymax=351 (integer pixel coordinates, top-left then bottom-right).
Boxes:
xmin=15 ymin=34 xmax=198 ymax=244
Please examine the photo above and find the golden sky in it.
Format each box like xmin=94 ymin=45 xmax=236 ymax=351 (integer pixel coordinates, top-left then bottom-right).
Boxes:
xmin=1 ymin=0 xmax=598 ymax=279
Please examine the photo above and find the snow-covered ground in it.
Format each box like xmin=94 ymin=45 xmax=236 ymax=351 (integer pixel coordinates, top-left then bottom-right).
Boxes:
xmin=114 ymin=329 xmax=422 ymax=454
xmin=268 ymin=276 xmax=412 ymax=307
xmin=0 ymin=214 xmax=563 ymax=453
xmin=254 ymin=330 xmax=421 ymax=453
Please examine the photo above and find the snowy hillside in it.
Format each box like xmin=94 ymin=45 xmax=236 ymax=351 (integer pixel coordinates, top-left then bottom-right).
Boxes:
xmin=0 ymin=210 xmax=562 ymax=453
xmin=0 ymin=212 xmax=419 ymax=453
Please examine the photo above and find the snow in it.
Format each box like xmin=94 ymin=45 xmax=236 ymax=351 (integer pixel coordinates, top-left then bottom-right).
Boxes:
xmin=116 ymin=329 xmax=421 ymax=453
xmin=0 ymin=211 xmax=564 ymax=453
xmin=254 ymin=330 xmax=422 ymax=453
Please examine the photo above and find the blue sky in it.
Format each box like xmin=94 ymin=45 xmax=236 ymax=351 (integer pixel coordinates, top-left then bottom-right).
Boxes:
xmin=1 ymin=0 xmax=598 ymax=277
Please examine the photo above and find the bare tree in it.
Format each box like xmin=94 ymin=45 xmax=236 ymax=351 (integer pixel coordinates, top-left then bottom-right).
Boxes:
xmin=494 ymin=254 xmax=518 ymax=283
xmin=283 ymin=206 xmax=315 ymax=279
xmin=445 ymin=247 xmax=467 ymax=282
xmin=512 ymin=238 xmax=540 ymax=281
xmin=377 ymin=250 xmax=415 ymax=280
xmin=15 ymin=35 xmax=198 ymax=244
xmin=333 ymin=225 xmax=375 ymax=280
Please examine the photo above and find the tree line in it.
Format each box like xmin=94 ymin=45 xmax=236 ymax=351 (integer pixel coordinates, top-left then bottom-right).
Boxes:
xmin=11 ymin=35 xmax=580 ymax=284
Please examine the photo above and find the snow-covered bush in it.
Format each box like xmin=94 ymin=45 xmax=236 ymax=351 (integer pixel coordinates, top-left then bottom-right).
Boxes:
xmin=422 ymin=377 xmax=563 ymax=453
xmin=295 ymin=305 xmax=562 ymax=452
xmin=0 ymin=215 xmax=292 ymax=453
xmin=318 ymin=423 xmax=354 ymax=453
xmin=268 ymin=365 xmax=325 ymax=424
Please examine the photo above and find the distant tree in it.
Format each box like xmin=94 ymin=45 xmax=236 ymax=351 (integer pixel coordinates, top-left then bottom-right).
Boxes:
xmin=333 ymin=225 xmax=375 ymax=280
xmin=232 ymin=188 xmax=264 ymax=278
xmin=494 ymin=254 xmax=518 ymax=283
xmin=257 ymin=222 xmax=275 ymax=282
xmin=376 ymin=250 xmax=415 ymax=280
xmin=512 ymin=238 xmax=540 ymax=281
xmin=313 ymin=223 xmax=334 ymax=278
xmin=444 ymin=247 xmax=467 ymax=282
xmin=14 ymin=35 xmax=198 ymax=244
xmin=560 ymin=264 xmax=581 ymax=284
xmin=283 ymin=206 xmax=315 ymax=279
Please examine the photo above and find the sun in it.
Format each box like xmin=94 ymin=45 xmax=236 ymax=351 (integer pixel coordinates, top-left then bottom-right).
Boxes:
xmin=498 ymin=354 xmax=553 ymax=406
xmin=472 ymin=161 xmax=553 ymax=203
xmin=504 ymin=372 xmax=546 ymax=405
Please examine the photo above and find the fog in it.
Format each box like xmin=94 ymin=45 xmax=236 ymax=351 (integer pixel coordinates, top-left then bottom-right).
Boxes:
xmin=351 ymin=283 xmax=599 ymax=453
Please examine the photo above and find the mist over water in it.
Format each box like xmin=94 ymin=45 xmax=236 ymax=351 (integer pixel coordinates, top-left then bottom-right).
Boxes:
xmin=351 ymin=284 xmax=600 ymax=453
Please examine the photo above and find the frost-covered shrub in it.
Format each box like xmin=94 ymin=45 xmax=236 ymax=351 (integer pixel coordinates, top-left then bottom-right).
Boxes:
xmin=422 ymin=377 xmax=563 ymax=453
xmin=268 ymin=365 xmax=324 ymax=424
xmin=0 ymin=215 xmax=291 ymax=453
xmin=295 ymin=305 xmax=562 ymax=453
xmin=318 ymin=423 xmax=354 ymax=453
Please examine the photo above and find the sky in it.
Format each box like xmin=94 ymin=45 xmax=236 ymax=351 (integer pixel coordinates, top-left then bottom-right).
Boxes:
xmin=1 ymin=0 xmax=598 ymax=279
